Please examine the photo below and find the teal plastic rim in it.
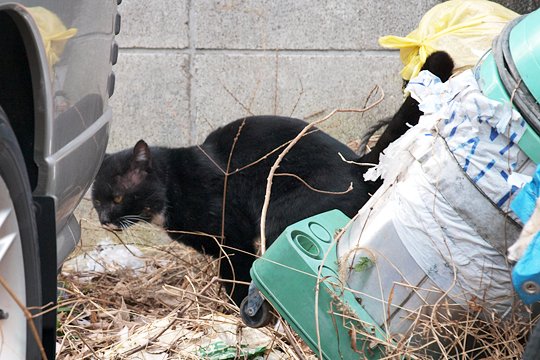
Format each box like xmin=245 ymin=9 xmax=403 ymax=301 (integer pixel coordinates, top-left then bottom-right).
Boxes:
xmin=476 ymin=51 xmax=510 ymax=104
xmin=475 ymin=51 xmax=540 ymax=164
xmin=509 ymin=7 xmax=540 ymax=104
xmin=518 ymin=125 xmax=540 ymax=164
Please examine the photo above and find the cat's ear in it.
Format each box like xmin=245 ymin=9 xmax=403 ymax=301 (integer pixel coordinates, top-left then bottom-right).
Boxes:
xmin=132 ymin=140 xmax=152 ymax=170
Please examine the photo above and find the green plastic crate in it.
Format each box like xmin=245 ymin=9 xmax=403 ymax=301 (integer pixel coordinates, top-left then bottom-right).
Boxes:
xmin=250 ymin=210 xmax=387 ymax=359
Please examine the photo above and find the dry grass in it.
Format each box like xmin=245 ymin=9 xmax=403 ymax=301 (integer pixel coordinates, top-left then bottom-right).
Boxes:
xmin=57 ymin=205 xmax=315 ymax=359
xmin=341 ymin=293 xmax=538 ymax=359
xmin=54 ymin=200 xmax=539 ymax=360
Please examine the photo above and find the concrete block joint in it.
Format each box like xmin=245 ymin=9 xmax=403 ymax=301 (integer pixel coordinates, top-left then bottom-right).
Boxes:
xmin=109 ymin=0 xmax=452 ymax=151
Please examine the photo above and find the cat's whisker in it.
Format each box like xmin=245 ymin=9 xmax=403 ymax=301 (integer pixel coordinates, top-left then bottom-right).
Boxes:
xmin=120 ymin=215 xmax=145 ymax=226
xmin=116 ymin=216 xmax=160 ymax=246
xmin=120 ymin=218 xmax=137 ymax=226
xmin=123 ymin=228 xmax=137 ymax=245
xmin=121 ymin=215 xmax=139 ymax=221
xmin=122 ymin=223 xmax=139 ymax=240
xmin=119 ymin=220 xmax=131 ymax=233
xmin=126 ymin=217 xmax=150 ymax=229
xmin=123 ymin=215 xmax=149 ymax=223
xmin=123 ymin=215 xmax=158 ymax=230
xmin=123 ymin=220 xmax=142 ymax=240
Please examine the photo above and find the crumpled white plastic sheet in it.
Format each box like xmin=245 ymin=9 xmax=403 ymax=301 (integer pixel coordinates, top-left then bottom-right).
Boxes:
xmin=366 ymin=69 xmax=535 ymax=212
xmin=62 ymin=238 xmax=145 ymax=274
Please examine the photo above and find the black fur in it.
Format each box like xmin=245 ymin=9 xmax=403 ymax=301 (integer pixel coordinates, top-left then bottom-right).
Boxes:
xmin=92 ymin=116 xmax=375 ymax=304
xmin=361 ymin=51 xmax=454 ymax=165
xmin=92 ymin=51 xmax=455 ymax=305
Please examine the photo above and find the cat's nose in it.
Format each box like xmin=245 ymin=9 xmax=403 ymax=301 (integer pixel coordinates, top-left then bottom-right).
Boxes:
xmin=98 ymin=213 xmax=114 ymax=227
xmin=99 ymin=215 xmax=121 ymax=230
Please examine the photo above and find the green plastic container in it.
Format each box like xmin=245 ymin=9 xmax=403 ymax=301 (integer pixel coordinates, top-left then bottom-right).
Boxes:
xmin=509 ymin=8 xmax=540 ymax=104
xmin=476 ymin=50 xmax=540 ymax=164
xmin=250 ymin=210 xmax=388 ymax=360
xmin=476 ymin=51 xmax=511 ymax=105
xmin=474 ymin=8 xmax=540 ymax=164
xmin=519 ymin=126 xmax=540 ymax=164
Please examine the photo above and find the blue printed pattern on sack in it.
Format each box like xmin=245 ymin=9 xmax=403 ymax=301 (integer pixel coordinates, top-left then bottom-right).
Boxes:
xmin=407 ymin=70 xmax=530 ymax=212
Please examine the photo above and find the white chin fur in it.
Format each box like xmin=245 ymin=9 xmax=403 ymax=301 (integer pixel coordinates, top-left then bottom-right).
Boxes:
xmin=103 ymin=223 xmax=121 ymax=231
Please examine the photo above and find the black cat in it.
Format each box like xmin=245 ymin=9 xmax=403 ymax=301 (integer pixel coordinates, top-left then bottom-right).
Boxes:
xmin=92 ymin=52 xmax=454 ymax=305
xmin=92 ymin=116 xmax=375 ymax=304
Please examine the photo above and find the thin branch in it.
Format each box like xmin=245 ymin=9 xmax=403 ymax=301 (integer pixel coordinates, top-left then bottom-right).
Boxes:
xmin=219 ymin=119 xmax=247 ymax=299
xmin=74 ymin=330 xmax=101 ymax=358
xmin=338 ymin=152 xmax=377 ymax=167
xmin=197 ymin=127 xmax=319 ymax=176
xmin=259 ymin=85 xmax=385 ymax=253
xmin=360 ymin=83 xmax=383 ymax=120
xmin=197 ymin=145 xmax=227 ymax=175
xmin=304 ymin=109 xmax=326 ymax=121
xmin=231 ymin=129 xmax=319 ymax=173
xmin=281 ymin=319 xmax=308 ymax=360
xmin=274 ymin=172 xmax=353 ymax=195
xmin=220 ymin=79 xmax=254 ymax=115
xmin=247 ymin=77 xmax=262 ymax=112
xmin=289 ymin=78 xmax=304 ymax=118
xmin=273 ymin=50 xmax=280 ymax=115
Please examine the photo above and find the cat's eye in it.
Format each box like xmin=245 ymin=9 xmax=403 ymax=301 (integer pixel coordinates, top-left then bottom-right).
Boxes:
xmin=113 ymin=195 xmax=124 ymax=204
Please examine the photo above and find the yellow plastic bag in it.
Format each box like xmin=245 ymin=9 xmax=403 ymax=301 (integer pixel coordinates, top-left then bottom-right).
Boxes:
xmin=27 ymin=6 xmax=77 ymax=67
xmin=379 ymin=0 xmax=518 ymax=80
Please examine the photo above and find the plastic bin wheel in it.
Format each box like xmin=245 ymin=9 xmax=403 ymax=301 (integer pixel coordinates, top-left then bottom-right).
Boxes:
xmin=240 ymin=297 xmax=272 ymax=328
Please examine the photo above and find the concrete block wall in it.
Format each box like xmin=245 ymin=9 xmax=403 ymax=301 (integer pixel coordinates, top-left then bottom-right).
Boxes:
xmin=108 ymin=0 xmax=445 ymax=152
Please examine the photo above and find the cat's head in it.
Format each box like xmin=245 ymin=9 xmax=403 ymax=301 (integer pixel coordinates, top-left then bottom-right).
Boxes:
xmin=92 ymin=140 xmax=167 ymax=230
